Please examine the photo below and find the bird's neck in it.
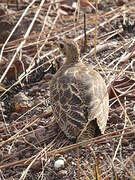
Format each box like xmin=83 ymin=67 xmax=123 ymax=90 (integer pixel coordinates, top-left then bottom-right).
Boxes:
xmin=65 ymin=54 xmax=80 ymax=65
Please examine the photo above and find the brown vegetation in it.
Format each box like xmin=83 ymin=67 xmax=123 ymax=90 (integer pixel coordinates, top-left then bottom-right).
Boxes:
xmin=0 ymin=0 xmax=135 ymax=179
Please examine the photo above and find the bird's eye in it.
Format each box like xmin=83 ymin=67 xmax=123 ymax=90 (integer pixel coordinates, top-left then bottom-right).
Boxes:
xmin=59 ymin=43 xmax=64 ymax=49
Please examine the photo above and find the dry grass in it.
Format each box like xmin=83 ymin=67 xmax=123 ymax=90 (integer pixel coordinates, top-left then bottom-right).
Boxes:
xmin=0 ymin=0 xmax=135 ymax=179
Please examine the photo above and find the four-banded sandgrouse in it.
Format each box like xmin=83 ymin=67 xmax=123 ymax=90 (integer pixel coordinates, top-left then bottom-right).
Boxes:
xmin=50 ymin=38 xmax=109 ymax=141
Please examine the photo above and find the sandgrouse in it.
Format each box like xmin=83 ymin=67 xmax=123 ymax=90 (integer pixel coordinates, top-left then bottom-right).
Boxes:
xmin=50 ymin=38 xmax=109 ymax=141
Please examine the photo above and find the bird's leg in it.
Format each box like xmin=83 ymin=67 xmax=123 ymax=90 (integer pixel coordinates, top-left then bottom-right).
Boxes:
xmin=84 ymin=13 xmax=87 ymax=50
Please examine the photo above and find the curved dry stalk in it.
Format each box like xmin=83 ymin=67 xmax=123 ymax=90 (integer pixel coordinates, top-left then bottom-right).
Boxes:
xmin=0 ymin=126 xmax=134 ymax=171
xmin=0 ymin=0 xmax=46 ymax=83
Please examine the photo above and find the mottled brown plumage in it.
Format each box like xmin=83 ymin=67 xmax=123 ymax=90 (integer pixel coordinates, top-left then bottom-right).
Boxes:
xmin=50 ymin=38 xmax=109 ymax=141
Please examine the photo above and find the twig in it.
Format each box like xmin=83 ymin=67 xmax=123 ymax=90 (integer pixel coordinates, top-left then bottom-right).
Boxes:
xmin=0 ymin=0 xmax=46 ymax=83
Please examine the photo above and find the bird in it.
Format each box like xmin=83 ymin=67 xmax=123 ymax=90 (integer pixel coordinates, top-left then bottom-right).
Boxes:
xmin=50 ymin=38 xmax=109 ymax=142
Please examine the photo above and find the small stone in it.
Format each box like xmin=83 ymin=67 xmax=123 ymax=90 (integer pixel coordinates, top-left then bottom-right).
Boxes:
xmin=100 ymin=156 xmax=104 ymax=160
xmin=57 ymin=170 xmax=67 ymax=177
xmin=44 ymin=74 xmax=53 ymax=82
xmin=10 ymin=112 xmax=20 ymax=121
xmin=31 ymin=123 xmax=37 ymax=129
xmin=1 ymin=102 xmax=4 ymax=106
xmin=13 ymin=92 xmax=33 ymax=113
xmin=116 ymin=123 xmax=124 ymax=129
xmin=71 ymin=161 xmax=76 ymax=166
xmin=67 ymin=156 xmax=73 ymax=163
xmin=107 ymin=143 xmax=111 ymax=147
xmin=54 ymin=157 xmax=65 ymax=170
xmin=122 ymin=139 xmax=129 ymax=146
xmin=40 ymin=88 xmax=46 ymax=93
xmin=1 ymin=134 xmax=10 ymax=140
xmin=29 ymin=85 xmax=39 ymax=95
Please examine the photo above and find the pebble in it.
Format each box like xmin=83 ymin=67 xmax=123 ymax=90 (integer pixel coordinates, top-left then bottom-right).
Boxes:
xmin=28 ymin=85 xmax=39 ymax=95
xmin=0 ymin=102 xmax=4 ymax=106
xmin=116 ymin=123 xmax=124 ymax=129
xmin=67 ymin=156 xmax=73 ymax=163
xmin=44 ymin=74 xmax=53 ymax=82
xmin=122 ymin=139 xmax=129 ymax=146
xmin=13 ymin=92 xmax=33 ymax=113
xmin=71 ymin=161 xmax=76 ymax=166
xmin=31 ymin=123 xmax=37 ymax=129
xmin=10 ymin=112 xmax=20 ymax=121
xmin=1 ymin=134 xmax=10 ymax=140
xmin=54 ymin=157 xmax=65 ymax=170
xmin=57 ymin=170 xmax=67 ymax=177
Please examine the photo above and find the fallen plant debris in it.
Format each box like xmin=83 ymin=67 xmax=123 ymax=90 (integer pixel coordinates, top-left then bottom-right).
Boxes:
xmin=0 ymin=0 xmax=135 ymax=179
xmin=109 ymin=75 xmax=135 ymax=100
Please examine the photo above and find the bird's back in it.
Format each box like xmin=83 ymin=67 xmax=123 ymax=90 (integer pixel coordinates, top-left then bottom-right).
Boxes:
xmin=50 ymin=62 xmax=109 ymax=141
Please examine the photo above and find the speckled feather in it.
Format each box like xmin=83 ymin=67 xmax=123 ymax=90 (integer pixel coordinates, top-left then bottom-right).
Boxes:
xmin=50 ymin=39 xmax=109 ymax=141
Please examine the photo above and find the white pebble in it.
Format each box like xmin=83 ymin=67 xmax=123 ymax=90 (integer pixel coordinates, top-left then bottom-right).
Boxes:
xmin=54 ymin=158 xmax=65 ymax=170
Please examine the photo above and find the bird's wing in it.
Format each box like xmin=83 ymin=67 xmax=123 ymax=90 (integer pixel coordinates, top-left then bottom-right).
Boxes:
xmin=50 ymin=64 xmax=109 ymax=134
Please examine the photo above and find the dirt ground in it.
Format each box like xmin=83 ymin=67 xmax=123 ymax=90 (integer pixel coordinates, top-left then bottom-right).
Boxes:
xmin=0 ymin=0 xmax=135 ymax=179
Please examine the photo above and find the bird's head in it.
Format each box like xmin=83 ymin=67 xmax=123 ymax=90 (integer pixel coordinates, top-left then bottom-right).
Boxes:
xmin=57 ymin=38 xmax=80 ymax=64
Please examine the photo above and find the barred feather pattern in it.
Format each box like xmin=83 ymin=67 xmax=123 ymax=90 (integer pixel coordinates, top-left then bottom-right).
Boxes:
xmin=50 ymin=62 xmax=109 ymax=141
